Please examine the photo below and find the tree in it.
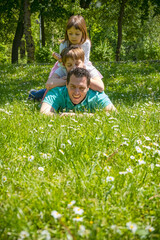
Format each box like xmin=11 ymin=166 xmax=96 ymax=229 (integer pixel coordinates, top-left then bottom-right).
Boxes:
xmin=24 ymin=0 xmax=35 ymax=63
xmin=12 ymin=3 xmax=24 ymax=63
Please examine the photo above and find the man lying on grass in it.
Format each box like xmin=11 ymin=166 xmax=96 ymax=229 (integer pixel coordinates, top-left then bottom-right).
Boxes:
xmin=40 ymin=67 xmax=116 ymax=116
xmin=28 ymin=45 xmax=104 ymax=101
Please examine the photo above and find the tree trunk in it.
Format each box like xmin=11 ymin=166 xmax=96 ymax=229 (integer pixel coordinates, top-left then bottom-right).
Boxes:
xmin=24 ymin=0 xmax=35 ymax=63
xmin=116 ymin=0 xmax=127 ymax=61
xmin=12 ymin=9 xmax=24 ymax=64
xmin=41 ymin=14 xmax=45 ymax=47
xmin=20 ymin=40 xmax=26 ymax=59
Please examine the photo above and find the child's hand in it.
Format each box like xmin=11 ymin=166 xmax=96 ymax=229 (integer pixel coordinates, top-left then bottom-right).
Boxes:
xmin=52 ymin=52 xmax=62 ymax=62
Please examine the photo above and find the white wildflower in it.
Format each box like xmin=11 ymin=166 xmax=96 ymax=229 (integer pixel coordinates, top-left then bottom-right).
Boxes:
xmin=136 ymin=140 xmax=142 ymax=145
xmin=155 ymin=164 xmax=160 ymax=167
xmin=59 ymin=149 xmax=64 ymax=155
xmin=28 ymin=155 xmax=34 ymax=161
xmin=19 ymin=231 xmax=29 ymax=239
xmin=73 ymin=216 xmax=83 ymax=222
xmin=2 ymin=176 xmax=7 ymax=182
xmin=130 ymin=156 xmax=135 ymax=159
xmin=67 ymin=200 xmax=76 ymax=208
xmin=41 ymin=230 xmax=51 ymax=240
xmin=126 ymin=167 xmax=133 ymax=173
xmin=126 ymin=222 xmax=137 ymax=233
xmin=138 ymin=159 xmax=146 ymax=165
xmin=73 ymin=207 xmax=84 ymax=215
xmin=104 ymin=166 xmax=111 ymax=172
xmin=146 ymin=226 xmax=155 ymax=232
xmin=67 ymin=140 xmax=72 ymax=145
xmin=119 ymin=171 xmax=128 ymax=175
xmin=135 ymin=146 xmax=143 ymax=153
xmin=51 ymin=210 xmax=62 ymax=219
xmin=78 ymin=225 xmax=86 ymax=236
xmin=144 ymin=136 xmax=151 ymax=141
xmin=38 ymin=167 xmax=44 ymax=171
xmin=106 ymin=176 xmax=114 ymax=182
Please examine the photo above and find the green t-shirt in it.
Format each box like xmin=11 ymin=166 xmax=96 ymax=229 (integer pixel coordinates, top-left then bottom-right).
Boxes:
xmin=43 ymin=86 xmax=111 ymax=113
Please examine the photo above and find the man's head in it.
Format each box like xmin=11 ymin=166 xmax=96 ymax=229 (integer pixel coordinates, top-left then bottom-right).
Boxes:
xmin=66 ymin=68 xmax=90 ymax=105
xmin=61 ymin=45 xmax=85 ymax=72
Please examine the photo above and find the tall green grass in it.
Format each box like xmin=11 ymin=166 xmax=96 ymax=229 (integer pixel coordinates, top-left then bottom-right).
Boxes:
xmin=0 ymin=62 xmax=160 ymax=239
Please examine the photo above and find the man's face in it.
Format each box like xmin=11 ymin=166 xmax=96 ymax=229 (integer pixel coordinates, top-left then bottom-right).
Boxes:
xmin=66 ymin=74 xmax=89 ymax=105
xmin=64 ymin=58 xmax=84 ymax=72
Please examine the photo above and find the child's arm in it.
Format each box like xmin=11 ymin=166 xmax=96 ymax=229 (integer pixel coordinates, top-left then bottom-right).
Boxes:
xmin=90 ymin=76 xmax=104 ymax=92
xmin=52 ymin=52 xmax=62 ymax=62
xmin=46 ymin=73 xmax=66 ymax=90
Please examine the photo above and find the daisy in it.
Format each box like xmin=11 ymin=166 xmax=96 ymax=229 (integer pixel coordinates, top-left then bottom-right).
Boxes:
xmin=138 ymin=159 xmax=146 ymax=165
xmin=78 ymin=225 xmax=86 ymax=236
xmin=155 ymin=164 xmax=160 ymax=167
xmin=154 ymin=150 xmax=160 ymax=155
xmin=106 ymin=176 xmax=114 ymax=182
xmin=73 ymin=207 xmax=84 ymax=215
xmin=67 ymin=200 xmax=76 ymax=208
xmin=51 ymin=210 xmax=62 ymax=219
xmin=144 ymin=136 xmax=151 ymax=141
xmin=126 ymin=222 xmax=137 ymax=233
xmin=19 ymin=231 xmax=29 ymax=239
xmin=119 ymin=171 xmax=128 ymax=175
xmin=73 ymin=216 xmax=83 ymax=222
xmin=67 ymin=140 xmax=72 ymax=145
xmin=41 ymin=230 xmax=51 ymax=240
xmin=2 ymin=176 xmax=7 ymax=182
xmin=104 ymin=166 xmax=111 ymax=172
xmin=126 ymin=167 xmax=133 ymax=173
xmin=136 ymin=140 xmax=142 ymax=145
xmin=143 ymin=145 xmax=151 ymax=150
xmin=59 ymin=149 xmax=64 ymax=155
xmin=38 ymin=167 xmax=44 ymax=171
xmin=28 ymin=155 xmax=34 ymax=161
xmin=61 ymin=144 xmax=66 ymax=148
xmin=135 ymin=146 xmax=143 ymax=153
xmin=146 ymin=225 xmax=155 ymax=232
xmin=130 ymin=156 xmax=135 ymax=159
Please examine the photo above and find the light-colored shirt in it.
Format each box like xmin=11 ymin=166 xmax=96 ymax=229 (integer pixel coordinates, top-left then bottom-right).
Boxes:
xmin=55 ymin=64 xmax=99 ymax=79
xmin=59 ymin=39 xmax=91 ymax=64
xmin=43 ymin=86 xmax=112 ymax=112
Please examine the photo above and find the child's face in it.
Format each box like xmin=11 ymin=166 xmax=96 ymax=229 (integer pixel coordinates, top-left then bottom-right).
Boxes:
xmin=67 ymin=26 xmax=82 ymax=44
xmin=64 ymin=58 xmax=84 ymax=72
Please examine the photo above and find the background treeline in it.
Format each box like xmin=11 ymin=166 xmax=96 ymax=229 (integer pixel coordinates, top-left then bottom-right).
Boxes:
xmin=0 ymin=0 xmax=160 ymax=64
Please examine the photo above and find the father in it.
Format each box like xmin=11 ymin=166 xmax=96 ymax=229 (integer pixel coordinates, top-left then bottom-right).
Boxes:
xmin=40 ymin=67 xmax=116 ymax=116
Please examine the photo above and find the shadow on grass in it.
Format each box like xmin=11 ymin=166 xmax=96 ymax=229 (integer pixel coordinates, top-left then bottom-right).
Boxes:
xmin=0 ymin=62 xmax=159 ymax=107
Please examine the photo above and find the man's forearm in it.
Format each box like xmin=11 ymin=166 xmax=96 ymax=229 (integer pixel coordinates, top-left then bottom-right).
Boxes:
xmin=90 ymin=77 xmax=104 ymax=92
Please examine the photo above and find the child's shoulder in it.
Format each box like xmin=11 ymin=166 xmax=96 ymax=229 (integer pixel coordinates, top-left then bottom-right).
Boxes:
xmin=82 ymin=39 xmax=91 ymax=46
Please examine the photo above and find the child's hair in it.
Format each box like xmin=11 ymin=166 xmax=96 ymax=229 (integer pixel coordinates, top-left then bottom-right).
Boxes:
xmin=61 ymin=45 xmax=85 ymax=64
xmin=64 ymin=15 xmax=89 ymax=45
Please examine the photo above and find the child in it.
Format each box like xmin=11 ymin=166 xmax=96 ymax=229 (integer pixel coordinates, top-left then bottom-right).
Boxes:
xmin=50 ymin=15 xmax=102 ymax=78
xmin=28 ymin=46 xmax=104 ymax=101
xmin=47 ymin=45 xmax=104 ymax=92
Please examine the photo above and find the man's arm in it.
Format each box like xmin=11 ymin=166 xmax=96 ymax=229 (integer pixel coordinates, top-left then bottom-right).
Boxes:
xmin=90 ymin=76 xmax=104 ymax=92
xmin=40 ymin=102 xmax=56 ymax=116
xmin=46 ymin=73 xmax=66 ymax=90
xmin=104 ymin=103 xmax=116 ymax=112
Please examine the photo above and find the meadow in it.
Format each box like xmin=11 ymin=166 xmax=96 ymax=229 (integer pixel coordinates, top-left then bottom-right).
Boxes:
xmin=0 ymin=61 xmax=160 ymax=240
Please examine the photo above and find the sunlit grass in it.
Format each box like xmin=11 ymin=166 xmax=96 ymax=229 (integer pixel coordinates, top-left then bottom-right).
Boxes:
xmin=0 ymin=62 xmax=160 ymax=239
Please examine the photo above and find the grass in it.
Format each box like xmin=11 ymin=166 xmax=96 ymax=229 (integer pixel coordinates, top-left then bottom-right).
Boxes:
xmin=0 ymin=61 xmax=160 ymax=239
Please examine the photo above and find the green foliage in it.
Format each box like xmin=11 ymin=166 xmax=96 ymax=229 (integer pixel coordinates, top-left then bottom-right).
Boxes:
xmin=0 ymin=43 xmax=10 ymax=63
xmin=91 ymin=39 xmax=115 ymax=62
xmin=35 ymin=46 xmax=54 ymax=63
xmin=0 ymin=62 xmax=160 ymax=239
